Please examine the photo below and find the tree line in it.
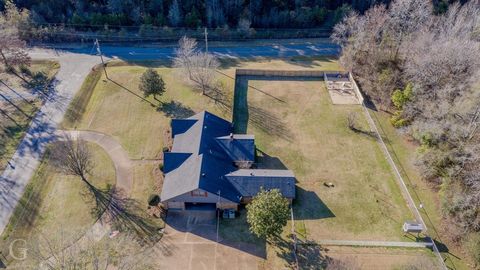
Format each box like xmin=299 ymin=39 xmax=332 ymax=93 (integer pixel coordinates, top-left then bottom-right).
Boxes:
xmin=1 ymin=0 xmax=389 ymax=30
xmin=333 ymin=0 xmax=480 ymax=265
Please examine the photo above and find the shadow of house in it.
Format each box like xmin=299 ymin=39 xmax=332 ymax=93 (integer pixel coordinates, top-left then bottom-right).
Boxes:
xmin=255 ymin=149 xmax=288 ymax=170
xmin=293 ymin=186 xmax=335 ymax=220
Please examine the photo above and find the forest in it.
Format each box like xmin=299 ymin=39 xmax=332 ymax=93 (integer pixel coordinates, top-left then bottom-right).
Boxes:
xmin=0 ymin=0 xmax=457 ymax=41
xmin=1 ymin=0 xmax=393 ymax=29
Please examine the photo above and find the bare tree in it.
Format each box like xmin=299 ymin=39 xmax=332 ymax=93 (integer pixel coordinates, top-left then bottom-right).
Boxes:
xmin=51 ymin=135 xmax=162 ymax=243
xmin=0 ymin=1 xmax=31 ymax=72
xmin=188 ymin=52 xmax=220 ymax=95
xmin=51 ymin=136 xmax=94 ymax=190
xmin=173 ymin=36 xmax=220 ymax=95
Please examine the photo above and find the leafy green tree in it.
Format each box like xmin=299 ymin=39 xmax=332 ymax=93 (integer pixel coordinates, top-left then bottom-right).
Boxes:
xmin=390 ymin=83 xmax=413 ymax=127
xmin=246 ymin=189 xmax=290 ymax=239
xmin=184 ymin=7 xmax=200 ymax=28
xmin=139 ymin=68 xmax=165 ymax=101
xmin=391 ymin=83 xmax=413 ymax=109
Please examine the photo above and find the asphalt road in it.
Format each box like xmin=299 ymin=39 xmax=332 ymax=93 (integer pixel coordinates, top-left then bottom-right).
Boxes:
xmin=55 ymin=39 xmax=340 ymax=60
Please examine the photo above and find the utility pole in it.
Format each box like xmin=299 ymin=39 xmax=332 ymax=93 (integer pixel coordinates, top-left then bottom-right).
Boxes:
xmin=95 ymin=39 xmax=109 ymax=79
xmin=204 ymin=27 xmax=208 ymax=53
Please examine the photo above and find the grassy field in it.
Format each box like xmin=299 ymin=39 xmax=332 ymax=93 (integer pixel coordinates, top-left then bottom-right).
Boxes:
xmin=59 ymin=56 xmax=442 ymax=268
xmin=243 ymin=78 xmax=412 ymax=241
xmin=0 ymin=60 xmax=60 ymax=171
xmin=369 ymin=110 xmax=472 ymax=270
xmin=0 ymin=143 xmax=115 ymax=265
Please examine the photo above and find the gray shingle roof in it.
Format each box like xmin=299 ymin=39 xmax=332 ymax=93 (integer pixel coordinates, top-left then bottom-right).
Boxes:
xmin=225 ymin=169 xmax=296 ymax=198
xmin=215 ymin=134 xmax=255 ymax=162
xmin=161 ymin=111 xmax=296 ymax=203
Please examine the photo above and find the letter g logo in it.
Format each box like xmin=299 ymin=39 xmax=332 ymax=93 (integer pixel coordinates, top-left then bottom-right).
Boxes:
xmin=9 ymin=239 xmax=28 ymax=261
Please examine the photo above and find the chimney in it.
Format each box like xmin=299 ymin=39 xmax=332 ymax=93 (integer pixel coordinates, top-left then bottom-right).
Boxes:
xmin=229 ymin=133 xmax=233 ymax=140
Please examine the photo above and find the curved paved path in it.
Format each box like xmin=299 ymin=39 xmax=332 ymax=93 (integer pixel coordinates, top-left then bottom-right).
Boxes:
xmin=40 ymin=130 xmax=134 ymax=269
xmin=54 ymin=130 xmax=133 ymax=196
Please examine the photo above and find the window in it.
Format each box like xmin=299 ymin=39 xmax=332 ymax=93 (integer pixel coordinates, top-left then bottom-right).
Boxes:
xmin=191 ymin=190 xmax=207 ymax=197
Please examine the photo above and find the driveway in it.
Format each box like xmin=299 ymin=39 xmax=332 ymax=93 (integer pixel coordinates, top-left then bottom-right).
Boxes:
xmin=0 ymin=49 xmax=101 ymax=235
xmin=155 ymin=211 xmax=263 ymax=270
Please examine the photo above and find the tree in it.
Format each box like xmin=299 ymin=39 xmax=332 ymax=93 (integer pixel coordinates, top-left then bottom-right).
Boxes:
xmin=207 ymin=0 xmax=226 ymax=27
xmin=52 ymin=136 xmax=93 ymax=186
xmin=188 ymin=52 xmax=220 ymax=95
xmin=139 ymin=68 xmax=165 ymax=101
xmin=51 ymin=135 xmax=163 ymax=242
xmin=246 ymin=189 xmax=290 ymax=239
xmin=0 ymin=1 xmax=31 ymax=70
xmin=168 ymin=0 xmax=181 ymax=27
xmin=173 ymin=36 xmax=220 ymax=95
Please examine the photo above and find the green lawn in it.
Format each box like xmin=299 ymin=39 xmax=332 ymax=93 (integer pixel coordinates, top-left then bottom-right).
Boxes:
xmin=0 ymin=60 xmax=60 ymax=171
xmin=369 ymin=110 xmax=472 ymax=270
xmin=243 ymin=79 xmax=412 ymax=241
xmin=0 ymin=143 xmax=115 ymax=265
xmin=59 ymin=56 xmax=440 ymax=268
xmin=63 ymin=58 xmax=413 ymax=239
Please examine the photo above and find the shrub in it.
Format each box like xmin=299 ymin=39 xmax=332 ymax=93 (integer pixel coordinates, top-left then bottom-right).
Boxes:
xmin=158 ymin=163 xmax=164 ymax=172
xmin=390 ymin=111 xmax=409 ymax=127
xmin=19 ymin=65 xmax=31 ymax=76
xmin=148 ymin=194 xmax=160 ymax=206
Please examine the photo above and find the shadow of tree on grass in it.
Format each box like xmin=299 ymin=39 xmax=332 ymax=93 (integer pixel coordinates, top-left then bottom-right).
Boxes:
xmin=83 ymin=185 xmax=163 ymax=246
xmin=157 ymin=100 xmax=195 ymax=119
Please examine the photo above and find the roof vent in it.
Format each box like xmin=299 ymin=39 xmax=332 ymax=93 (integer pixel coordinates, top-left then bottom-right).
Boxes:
xmin=229 ymin=133 xmax=233 ymax=139
xmin=201 ymin=173 xmax=206 ymax=177
xmin=250 ymin=172 xmax=254 ymax=176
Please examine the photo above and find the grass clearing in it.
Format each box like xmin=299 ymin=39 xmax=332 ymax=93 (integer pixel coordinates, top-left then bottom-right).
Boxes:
xmin=0 ymin=60 xmax=59 ymax=171
xmin=244 ymin=79 xmax=412 ymax=241
xmin=0 ymin=143 xmax=115 ymax=265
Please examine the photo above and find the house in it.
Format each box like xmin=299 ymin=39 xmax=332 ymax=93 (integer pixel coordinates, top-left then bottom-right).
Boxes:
xmin=160 ymin=111 xmax=296 ymax=211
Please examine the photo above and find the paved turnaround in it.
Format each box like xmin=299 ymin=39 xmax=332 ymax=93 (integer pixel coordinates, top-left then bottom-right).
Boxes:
xmin=0 ymin=49 xmax=100 ymax=235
